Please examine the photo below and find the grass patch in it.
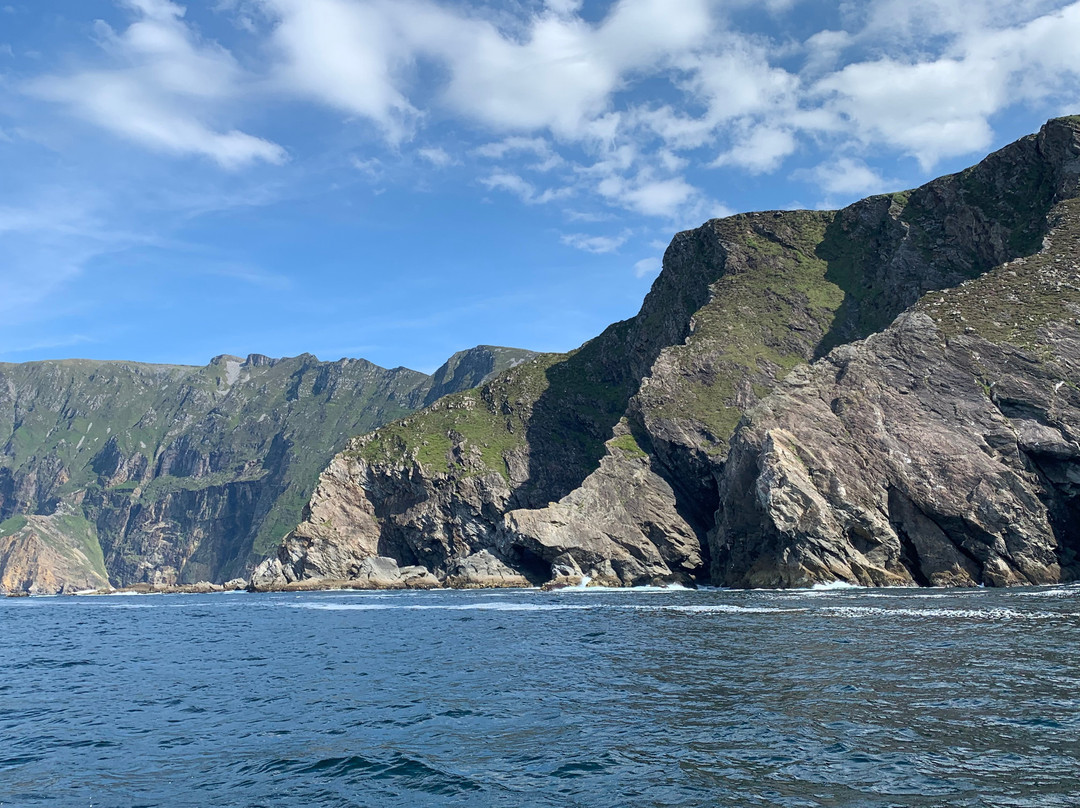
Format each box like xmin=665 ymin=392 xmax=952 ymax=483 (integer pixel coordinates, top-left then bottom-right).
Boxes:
xmin=646 ymin=210 xmax=844 ymax=448
xmin=607 ymin=433 xmax=647 ymax=458
xmin=352 ymin=354 xmax=564 ymax=480
xmin=0 ymin=514 xmax=28 ymax=537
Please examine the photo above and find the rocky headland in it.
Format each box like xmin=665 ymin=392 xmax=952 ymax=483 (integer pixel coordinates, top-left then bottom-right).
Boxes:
xmin=252 ymin=116 xmax=1080 ymax=592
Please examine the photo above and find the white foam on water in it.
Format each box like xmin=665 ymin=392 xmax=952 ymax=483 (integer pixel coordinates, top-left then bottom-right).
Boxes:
xmin=547 ymin=582 xmax=692 ymax=595
xmin=656 ymin=604 xmax=809 ymax=615
xmin=287 ymin=602 xmax=599 ymax=612
xmin=804 ymin=581 xmax=867 ymax=594
xmin=1020 ymin=586 xmax=1080 ymax=598
xmin=811 ymin=580 xmax=864 ymax=590
xmin=859 ymin=592 xmax=974 ymax=599
xmin=823 ymin=606 xmax=1063 ymax=620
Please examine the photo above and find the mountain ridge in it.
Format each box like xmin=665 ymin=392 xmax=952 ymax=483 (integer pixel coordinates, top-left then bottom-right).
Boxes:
xmin=0 ymin=345 xmax=535 ymax=594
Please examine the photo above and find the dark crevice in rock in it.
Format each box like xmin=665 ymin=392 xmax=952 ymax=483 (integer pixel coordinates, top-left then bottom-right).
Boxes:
xmin=1019 ymin=450 xmax=1080 ymax=580
xmin=376 ymin=530 xmax=422 ymax=569
xmin=887 ymin=488 xmax=936 ymax=587
xmin=505 ymin=545 xmax=554 ymax=586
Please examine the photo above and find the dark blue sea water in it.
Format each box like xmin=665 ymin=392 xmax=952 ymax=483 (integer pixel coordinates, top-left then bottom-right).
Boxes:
xmin=2 ymin=585 xmax=1079 ymax=808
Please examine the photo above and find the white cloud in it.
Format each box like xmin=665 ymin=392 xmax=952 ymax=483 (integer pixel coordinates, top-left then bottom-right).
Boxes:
xmin=16 ymin=0 xmax=1080 ymax=227
xmin=797 ymin=157 xmax=889 ymax=198
xmin=633 ymin=256 xmax=660 ymax=277
xmin=350 ymin=156 xmax=383 ymax=176
xmin=560 ymin=231 xmax=628 ymax=253
xmin=802 ymin=29 xmax=851 ymax=75
xmin=564 ymin=209 xmax=615 ymax=223
xmin=418 ymin=146 xmax=454 ymax=166
xmin=815 ymin=58 xmax=1003 ymax=169
xmin=480 ymin=171 xmax=572 ymax=204
xmin=480 ymin=171 xmax=537 ymax=202
xmin=545 ymin=0 xmax=583 ymax=16
xmin=816 ymin=1 xmax=1080 ymax=169
xmin=26 ymin=0 xmax=285 ymax=168
xmin=473 ymin=136 xmax=551 ymax=159
xmin=594 ymin=170 xmax=712 ymax=220
xmin=712 ymin=128 xmax=796 ymax=174
xmin=261 ymin=0 xmax=713 ymax=142
xmin=261 ymin=0 xmax=419 ymax=141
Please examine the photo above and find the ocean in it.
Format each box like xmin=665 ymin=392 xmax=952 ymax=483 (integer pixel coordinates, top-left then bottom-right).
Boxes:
xmin=2 ymin=584 xmax=1078 ymax=807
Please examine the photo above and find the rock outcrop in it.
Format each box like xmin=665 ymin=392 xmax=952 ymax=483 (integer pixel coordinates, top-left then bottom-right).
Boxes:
xmin=0 ymin=345 xmax=533 ymax=594
xmin=0 ymin=510 xmax=109 ymax=595
xmin=255 ymin=115 xmax=1080 ymax=591
xmin=712 ymin=193 xmax=1080 ymax=587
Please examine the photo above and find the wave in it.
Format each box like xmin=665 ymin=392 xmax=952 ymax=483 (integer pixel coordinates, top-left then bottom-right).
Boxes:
xmin=288 ymin=601 xmax=805 ymax=615
xmin=547 ymin=582 xmax=692 ymax=595
xmin=823 ymin=606 xmax=1064 ymax=620
xmin=656 ymin=604 xmax=809 ymax=614
xmin=287 ymin=602 xmax=600 ymax=612
xmin=1022 ymin=586 xmax=1080 ymax=598
xmin=809 ymin=580 xmax=866 ymax=591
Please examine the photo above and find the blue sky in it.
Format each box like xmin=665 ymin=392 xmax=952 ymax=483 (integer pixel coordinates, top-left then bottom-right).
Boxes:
xmin=1 ymin=0 xmax=1078 ymax=372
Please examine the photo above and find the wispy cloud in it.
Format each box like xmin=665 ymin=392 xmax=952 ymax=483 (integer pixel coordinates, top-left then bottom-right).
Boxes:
xmin=633 ymin=256 xmax=661 ymax=278
xmin=794 ymin=157 xmax=891 ymax=199
xmin=26 ymin=0 xmax=286 ymax=167
xmin=418 ymin=146 xmax=455 ymax=167
xmin=0 ymin=334 xmax=96 ymax=356
xmin=480 ymin=172 xmax=573 ymax=205
xmin=561 ymin=231 xmax=629 ymax=254
xmin=19 ymin=0 xmax=1080 ymax=219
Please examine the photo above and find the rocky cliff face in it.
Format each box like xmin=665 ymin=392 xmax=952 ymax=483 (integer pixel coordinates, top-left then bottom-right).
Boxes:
xmin=0 ymin=345 xmax=533 ymax=593
xmin=712 ymin=194 xmax=1080 ymax=587
xmin=255 ymin=115 xmax=1080 ymax=591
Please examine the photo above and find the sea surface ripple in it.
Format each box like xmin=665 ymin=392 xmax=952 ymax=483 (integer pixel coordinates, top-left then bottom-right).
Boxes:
xmin=2 ymin=584 xmax=1079 ymax=807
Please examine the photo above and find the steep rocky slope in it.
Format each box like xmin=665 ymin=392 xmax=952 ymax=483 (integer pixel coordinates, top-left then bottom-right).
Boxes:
xmin=254 ymin=115 xmax=1080 ymax=591
xmin=0 ymin=345 xmax=532 ymax=593
xmin=713 ymin=196 xmax=1080 ymax=587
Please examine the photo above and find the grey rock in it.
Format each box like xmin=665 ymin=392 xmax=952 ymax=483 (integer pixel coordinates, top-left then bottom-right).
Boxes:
xmin=444 ymin=549 xmax=532 ymax=588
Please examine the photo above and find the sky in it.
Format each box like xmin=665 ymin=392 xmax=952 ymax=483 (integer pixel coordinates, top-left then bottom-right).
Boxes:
xmin=1 ymin=0 xmax=1078 ymax=373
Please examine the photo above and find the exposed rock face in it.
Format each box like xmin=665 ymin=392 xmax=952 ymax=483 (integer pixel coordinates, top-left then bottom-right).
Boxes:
xmin=256 ymin=115 xmax=1080 ymax=591
xmin=0 ymin=346 xmax=533 ymax=594
xmin=712 ymin=196 xmax=1080 ymax=587
xmin=501 ymin=449 xmax=703 ymax=587
xmin=0 ymin=511 xmax=110 ymax=595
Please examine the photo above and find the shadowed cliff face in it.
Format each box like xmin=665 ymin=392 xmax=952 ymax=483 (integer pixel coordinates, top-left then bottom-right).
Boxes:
xmin=0 ymin=346 xmax=534 ymax=593
xmin=255 ymin=116 xmax=1080 ymax=592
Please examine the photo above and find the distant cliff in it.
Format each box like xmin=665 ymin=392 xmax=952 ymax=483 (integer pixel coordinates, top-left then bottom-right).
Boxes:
xmin=253 ymin=115 xmax=1080 ymax=591
xmin=0 ymin=346 xmax=533 ymax=593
